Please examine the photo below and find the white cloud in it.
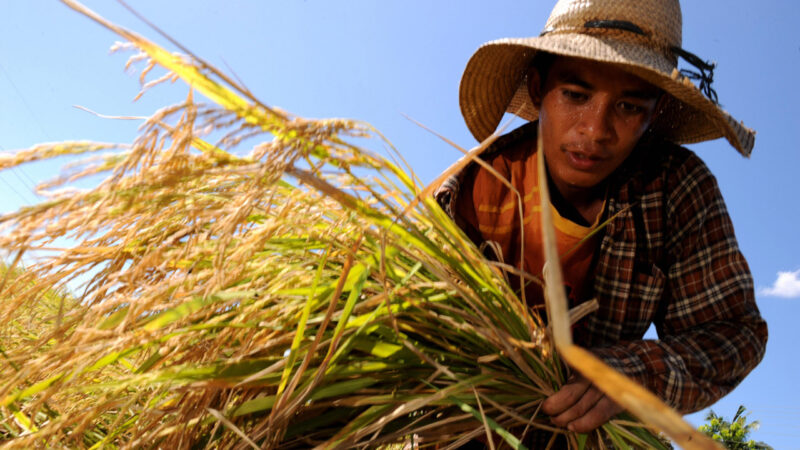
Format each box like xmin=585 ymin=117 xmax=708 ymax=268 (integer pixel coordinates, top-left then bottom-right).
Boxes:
xmin=759 ymin=269 xmax=800 ymax=298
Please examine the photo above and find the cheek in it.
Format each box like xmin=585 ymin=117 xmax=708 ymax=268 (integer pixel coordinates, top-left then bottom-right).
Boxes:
xmin=539 ymin=101 xmax=576 ymax=138
xmin=539 ymin=115 xmax=568 ymax=157
xmin=627 ymin=105 xmax=659 ymax=135
xmin=617 ymin=115 xmax=653 ymax=142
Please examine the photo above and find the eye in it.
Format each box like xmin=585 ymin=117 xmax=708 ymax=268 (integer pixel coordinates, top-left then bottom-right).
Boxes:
xmin=562 ymin=89 xmax=588 ymax=102
xmin=618 ymin=101 xmax=645 ymax=114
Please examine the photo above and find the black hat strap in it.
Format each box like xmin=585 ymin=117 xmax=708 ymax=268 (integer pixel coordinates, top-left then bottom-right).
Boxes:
xmin=542 ymin=20 xmax=721 ymax=105
xmin=670 ymin=46 xmax=719 ymax=104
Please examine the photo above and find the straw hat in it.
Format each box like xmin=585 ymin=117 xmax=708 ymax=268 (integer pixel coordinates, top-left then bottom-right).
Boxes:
xmin=459 ymin=0 xmax=755 ymax=156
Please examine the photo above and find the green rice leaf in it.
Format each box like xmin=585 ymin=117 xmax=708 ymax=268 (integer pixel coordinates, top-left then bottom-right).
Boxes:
xmin=451 ymin=395 xmax=528 ymax=450
xmin=278 ymin=245 xmax=331 ymax=395
xmin=577 ymin=432 xmax=588 ymax=450
xmin=1 ymin=373 xmax=64 ymax=407
xmin=310 ymin=377 xmax=379 ymax=401
xmin=97 ymin=305 xmax=130 ymax=330
xmin=231 ymin=395 xmax=276 ymax=417
xmin=144 ymin=294 xmax=229 ymax=331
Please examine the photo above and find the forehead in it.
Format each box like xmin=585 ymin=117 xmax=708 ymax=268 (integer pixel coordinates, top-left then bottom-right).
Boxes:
xmin=546 ymin=55 xmax=661 ymax=96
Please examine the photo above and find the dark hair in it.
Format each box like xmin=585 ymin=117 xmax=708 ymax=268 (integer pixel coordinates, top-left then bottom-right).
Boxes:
xmin=529 ymin=51 xmax=557 ymax=86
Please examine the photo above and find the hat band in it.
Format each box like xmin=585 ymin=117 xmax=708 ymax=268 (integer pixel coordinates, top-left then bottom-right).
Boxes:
xmin=577 ymin=19 xmax=646 ymax=36
xmin=540 ymin=20 xmax=719 ymax=105
xmin=671 ymin=47 xmax=719 ymax=104
xmin=539 ymin=20 xmax=673 ymax=56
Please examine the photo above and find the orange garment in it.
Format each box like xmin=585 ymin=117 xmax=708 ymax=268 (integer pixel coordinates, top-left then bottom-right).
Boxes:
xmin=455 ymin=140 xmax=604 ymax=309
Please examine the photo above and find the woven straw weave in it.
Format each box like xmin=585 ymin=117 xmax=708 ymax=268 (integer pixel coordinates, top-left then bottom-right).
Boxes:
xmin=459 ymin=0 xmax=755 ymax=156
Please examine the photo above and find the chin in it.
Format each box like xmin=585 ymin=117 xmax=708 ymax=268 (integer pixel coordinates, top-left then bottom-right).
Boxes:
xmin=568 ymin=182 xmax=601 ymax=191
xmin=565 ymin=175 xmax=604 ymax=189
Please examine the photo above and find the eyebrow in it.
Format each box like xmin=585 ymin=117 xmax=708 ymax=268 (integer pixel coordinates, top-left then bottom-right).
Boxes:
xmin=622 ymin=88 xmax=661 ymax=100
xmin=558 ymin=73 xmax=661 ymax=100
xmin=560 ymin=74 xmax=593 ymax=90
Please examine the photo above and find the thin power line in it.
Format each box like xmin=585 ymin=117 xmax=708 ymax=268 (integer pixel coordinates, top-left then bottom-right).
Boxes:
xmin=18 ymin=169 xmax=37 ymax=191
xmin=0 ymin=144 xmax=38 ymax=205
xmin=0 ymin=61 xmax=49 ymax=201
xmin=0 ymin=144 xmax=38 ymax=194
xmin=0 ymin=61 xmax=53 ymax=142
xmin=0 ymin=172 xmax=35 ymax=205
xmin=8 ymin=168 xmax=37 ymax=198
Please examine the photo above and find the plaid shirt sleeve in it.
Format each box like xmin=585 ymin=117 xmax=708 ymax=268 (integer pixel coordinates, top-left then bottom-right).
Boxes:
xmin=589 ymin=147 xmax=767 ymax=413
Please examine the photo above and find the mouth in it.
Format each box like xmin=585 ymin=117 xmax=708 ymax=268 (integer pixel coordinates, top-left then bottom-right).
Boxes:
xmin=564 ymin=148 xmax=606 ymax=171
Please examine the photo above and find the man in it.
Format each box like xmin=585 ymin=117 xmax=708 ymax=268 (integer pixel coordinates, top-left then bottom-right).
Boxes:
xmin=435 ymin=0 xmax=767 ymax=434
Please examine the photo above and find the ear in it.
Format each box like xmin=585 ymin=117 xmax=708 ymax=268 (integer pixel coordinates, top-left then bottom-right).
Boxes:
xmin=646 ymin=92 xmax=669 ymax=128
xmin=526 ymin=66 xmax=543 ymax=108
xmin=653 ymin=92 xmax=668 ymax=119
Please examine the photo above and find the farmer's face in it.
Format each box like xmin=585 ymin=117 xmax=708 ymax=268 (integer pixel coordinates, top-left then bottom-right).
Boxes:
xmin=530 ymin=56 xmax=661 ymax=197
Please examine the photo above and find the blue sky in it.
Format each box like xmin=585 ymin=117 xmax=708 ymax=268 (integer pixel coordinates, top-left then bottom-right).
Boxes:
xmin=2 ymin=1 xmax=799 ymax=446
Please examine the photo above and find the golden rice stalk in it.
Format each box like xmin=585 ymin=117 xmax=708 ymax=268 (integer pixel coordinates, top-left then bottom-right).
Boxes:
xmin=536 ymin=132 xmax=720 ymax=449
xmin=0 ymin=1 xmax=687 ymax=448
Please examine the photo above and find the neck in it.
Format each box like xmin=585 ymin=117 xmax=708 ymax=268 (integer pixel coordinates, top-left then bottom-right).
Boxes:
xmin=547 ymin=171 xmax=607 ymax=225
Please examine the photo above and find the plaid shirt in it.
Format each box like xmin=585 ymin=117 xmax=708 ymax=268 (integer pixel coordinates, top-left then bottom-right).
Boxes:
xmin=435 ymin=122 xmax=767 ymax=413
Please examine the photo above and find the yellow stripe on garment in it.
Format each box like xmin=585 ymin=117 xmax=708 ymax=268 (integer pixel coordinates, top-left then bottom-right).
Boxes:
xmin=477 ymin=206 xmax=541 ymax=234
xmin=550 ymin=204 xmax=593 ymax=238
xmin=550 ymin=197 xmax=607 ymax=239
xmin=477 ymin=187 xmax=538 ymax=214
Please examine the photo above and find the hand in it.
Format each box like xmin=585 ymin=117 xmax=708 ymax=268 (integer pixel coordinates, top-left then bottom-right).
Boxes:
xmin=541 ymin=373 xmax=623 ymax=433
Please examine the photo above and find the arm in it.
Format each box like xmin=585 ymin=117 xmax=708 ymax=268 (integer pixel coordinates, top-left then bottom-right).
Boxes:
xmin=543 ymin=153 xmax=767 ymax=430
xmin=590 ymin=154 xmax=767 ymax=413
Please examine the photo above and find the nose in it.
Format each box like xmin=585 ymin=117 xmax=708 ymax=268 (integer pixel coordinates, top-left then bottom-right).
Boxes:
xmin=578 ymin=98 xmax=615 ymax=143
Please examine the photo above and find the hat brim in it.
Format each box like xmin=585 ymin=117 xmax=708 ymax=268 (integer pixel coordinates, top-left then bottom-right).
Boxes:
xmin=459 ymin=33 xmax=755 ymax=156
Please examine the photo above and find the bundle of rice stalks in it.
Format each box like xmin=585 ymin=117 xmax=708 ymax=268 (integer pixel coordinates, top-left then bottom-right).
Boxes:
xmin=0 ymin=1 xmax=717 ymax=448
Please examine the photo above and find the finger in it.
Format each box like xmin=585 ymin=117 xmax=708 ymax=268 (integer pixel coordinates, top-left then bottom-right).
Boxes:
xmin=567 ymin=395 xmax=624 ymax=433
xmin=541 ymin=377 xmax=591 ymax=416
xmin=550 ymin=386 xmax=604 ymax=427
